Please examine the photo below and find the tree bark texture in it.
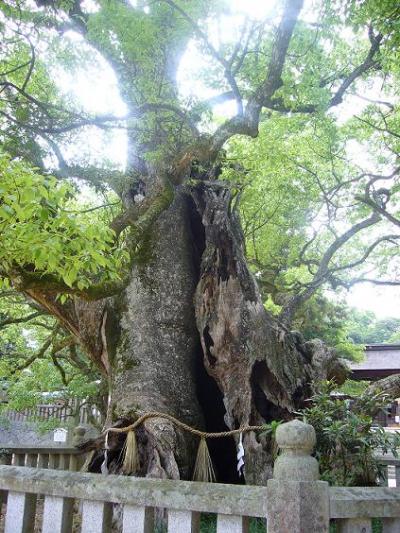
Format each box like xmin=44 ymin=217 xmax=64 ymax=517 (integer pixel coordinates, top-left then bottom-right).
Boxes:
xmin=191 ymin=183 xmax=345 ymax=484
xmin=107 ymin=192 xmax=204 ymax=480
xmin=79 ymin=182 xmax=346 ymax=485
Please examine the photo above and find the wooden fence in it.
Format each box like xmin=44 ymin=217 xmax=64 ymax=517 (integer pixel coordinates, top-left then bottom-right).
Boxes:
xmin=1 ymin=399 xmax=101 ymax=426
xmin=1 ymin=419 xmax=400 ymax=532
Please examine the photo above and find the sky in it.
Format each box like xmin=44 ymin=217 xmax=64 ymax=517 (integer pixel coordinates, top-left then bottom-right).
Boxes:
xmin=55 ymin=0 xmax=400 ymax=319
xmin=347 ymin=285 xmax=400 ymax=318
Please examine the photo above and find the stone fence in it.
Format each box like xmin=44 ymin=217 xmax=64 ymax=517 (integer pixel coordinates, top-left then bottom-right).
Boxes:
xmin=377 ymin=456 xmax=400 ymax=488
xmin=1 ymin=419 xmax=400 ymax=532
xmin=0 ymin=445 xmax=85 ymax=472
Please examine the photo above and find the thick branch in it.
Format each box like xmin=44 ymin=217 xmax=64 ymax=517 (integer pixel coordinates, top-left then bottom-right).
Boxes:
xmin=330 ymin=235 xmax=400 ymax=273
xmin=265 ymin=31 xmax=383 ymax=114
xmin=10 ymin=271 xmax=128 ymax=301
xmin=0 ymin=311 xmax=43 ymax=328
xmin=255 ymin=0 xmax=305 ymax=107
xmin=162 ymin=0 xmax=243 ymax=114
xmin=355 ymin=167 xmax=400 ymax=228
xmin=11 ymin=331 xmax=56 ymax=374
xmin=366 ymin=374 xmax=400 ymax=399
xmin=210 ymin=0 xmax=304 ymax=153
xmin=210 ymin=13 xmax=383 ymax=152
xmin=333 ymin=277 xmax=400 ymax=289
xmin=356 ymin=196 xmax=400 ymax=229
xmin=329 ymin=31 xmax=383 ymax=107
xmin=0 ymin=91 xmax=199 ymax=138
xmin=314 ymin=213 xmax=381 ymax=278
xmin=110 ymin=182 xmax=173 ymax=238
xmin=6 ymin=184 xmax=173 ymax=300
xmin=280 ymin=212 xmax=382 ymax=325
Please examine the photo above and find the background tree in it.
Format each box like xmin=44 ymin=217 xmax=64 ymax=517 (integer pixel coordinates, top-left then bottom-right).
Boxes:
xmin=2 ymin=0 xmax=400 ymax=484
xmin=0 ymin=289 xmax=106 ymax=426
xmin=301 ymin=381 xmax=400 ymax=486
xmin=347 ymin=310 xmax=400 ymax=344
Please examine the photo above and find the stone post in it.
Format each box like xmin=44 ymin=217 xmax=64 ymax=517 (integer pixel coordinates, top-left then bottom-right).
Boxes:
xmin=266 ymin=419 xmax=330 ymax=533
xmin=71 ymin=426 xmax=87 ymax=471
xmin=71 ymin=426 xmax=86 ymax=447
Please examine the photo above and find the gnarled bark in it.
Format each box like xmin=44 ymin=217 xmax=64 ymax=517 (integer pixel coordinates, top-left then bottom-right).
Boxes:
xmin=191 ymin=182 xmax=346 ymax=483
xmin=366 ymin=374 xmax=400 ymax=399
xmin=28 ymin=178 xmax=346 ymax=485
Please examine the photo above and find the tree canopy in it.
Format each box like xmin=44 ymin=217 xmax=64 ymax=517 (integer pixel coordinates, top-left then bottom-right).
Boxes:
xmin=2 ymin=1 xmax=400 ymax=299
xmin=1 ymin=0 xmax=400 ymax=447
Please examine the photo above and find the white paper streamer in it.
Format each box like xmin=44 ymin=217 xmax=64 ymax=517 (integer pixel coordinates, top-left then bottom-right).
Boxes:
xmin=101 ymin=431 xmax=109 ymax=475
xmin=237 ymin=432 xmax=245 ymax=476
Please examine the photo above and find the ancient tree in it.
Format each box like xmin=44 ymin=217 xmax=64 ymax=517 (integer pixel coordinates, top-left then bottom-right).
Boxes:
xmin=2 ymin=0 xmax=400 ymax=483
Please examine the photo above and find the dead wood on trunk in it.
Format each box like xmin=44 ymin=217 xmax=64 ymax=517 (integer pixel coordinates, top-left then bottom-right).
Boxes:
xmin=191 ymin=181 xmax=347 ymax=484
xmin=45 ymin=181 xmax=347 ymax=485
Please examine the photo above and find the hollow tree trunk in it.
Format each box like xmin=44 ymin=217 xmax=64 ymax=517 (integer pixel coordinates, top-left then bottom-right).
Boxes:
xmin=86 ymin=181 xmax=345 ymax=485
xmin=190 ymin=182 xmax=345 ymax=484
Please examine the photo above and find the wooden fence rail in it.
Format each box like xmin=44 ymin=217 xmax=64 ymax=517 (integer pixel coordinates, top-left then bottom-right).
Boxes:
xmin=1 ymin=400 xmax=101 ymax=425
xmin=1 ymin=419 xmax=400 ymax=532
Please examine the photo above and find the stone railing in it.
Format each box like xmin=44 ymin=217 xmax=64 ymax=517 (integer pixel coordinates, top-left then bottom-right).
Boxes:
xmin=378 ymin=456 xmax=400 ymax=488
xmin=1 ymin=419 xmax=400 ymax=532
xmin=0 ymin=426 xmax=89 ymax=475
xmin=0 ymin=444 xmax=88 ymax=521
xmin=0 ymin=445 xmax=85 ymax=471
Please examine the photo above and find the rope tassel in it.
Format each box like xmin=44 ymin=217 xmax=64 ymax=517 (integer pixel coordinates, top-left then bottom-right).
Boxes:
xmin=104 ymin=411 xmax=266 ymax=482
xmin=192 ymin=437 xmax=216 ymax=483
xmin=122 ymin=430 xmax=139 ymax=475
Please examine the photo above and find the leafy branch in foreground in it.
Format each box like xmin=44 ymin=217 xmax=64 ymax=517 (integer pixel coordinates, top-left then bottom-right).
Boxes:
xmin=0 ymin=153 xmax=129 ymax=297
xmin=0 ymin=292 xmax=106 ymax=426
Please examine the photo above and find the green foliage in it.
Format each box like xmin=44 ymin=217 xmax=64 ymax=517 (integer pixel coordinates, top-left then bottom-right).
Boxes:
xmin=0 ymin=329 xmax=104 ymax=426
xmin=2 ymin=0 xmax=400 ymax=309
xmin=1 ymin=0 xmax=400 ymax=430
xmin=0 ymin=347 xmax=105 ymax=430
xmin=168 ymin=515 xmax=266 ymax=533
xmin=156 ymin=515 xmax=266 ymax=533
xmin=330 ymin=519 xmax=381 ymax=533
xmin=2 ymin=359 xmax=96 ymax=406
xmin=347 ymin=309 xmax=400 ymax=344
xmin=337 ymin=379 xmax=369 ymax=396
xmin=259 ymin=420 xmax=282 ymax=460
xmin=301 ymin=382 xmax=400 ymax=486
xmin=293 ymin=296 xmax=364 ymax=361
xmin=0 ymin=153 xmax=128 ymax=292
xmin=0 ymin=291 xmax=105 ymax=425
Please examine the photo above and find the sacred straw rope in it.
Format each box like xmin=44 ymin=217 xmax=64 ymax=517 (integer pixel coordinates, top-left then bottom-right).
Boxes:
xmin=98 ymin=412 xmax=268 ymax=481
xmin=105 ymin=411 xmax=266 ymax=439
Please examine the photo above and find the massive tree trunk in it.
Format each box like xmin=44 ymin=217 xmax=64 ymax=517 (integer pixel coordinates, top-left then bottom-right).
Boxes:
xmin=76 ymin=180 xmax=345 ymax=485
xmin=107 ymin=192 xmax=204 ymax=481
xmin=7 ymin=0 xmax=384 ymax=488
xmin=190 ymin=182 xmax=345 ymax=484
